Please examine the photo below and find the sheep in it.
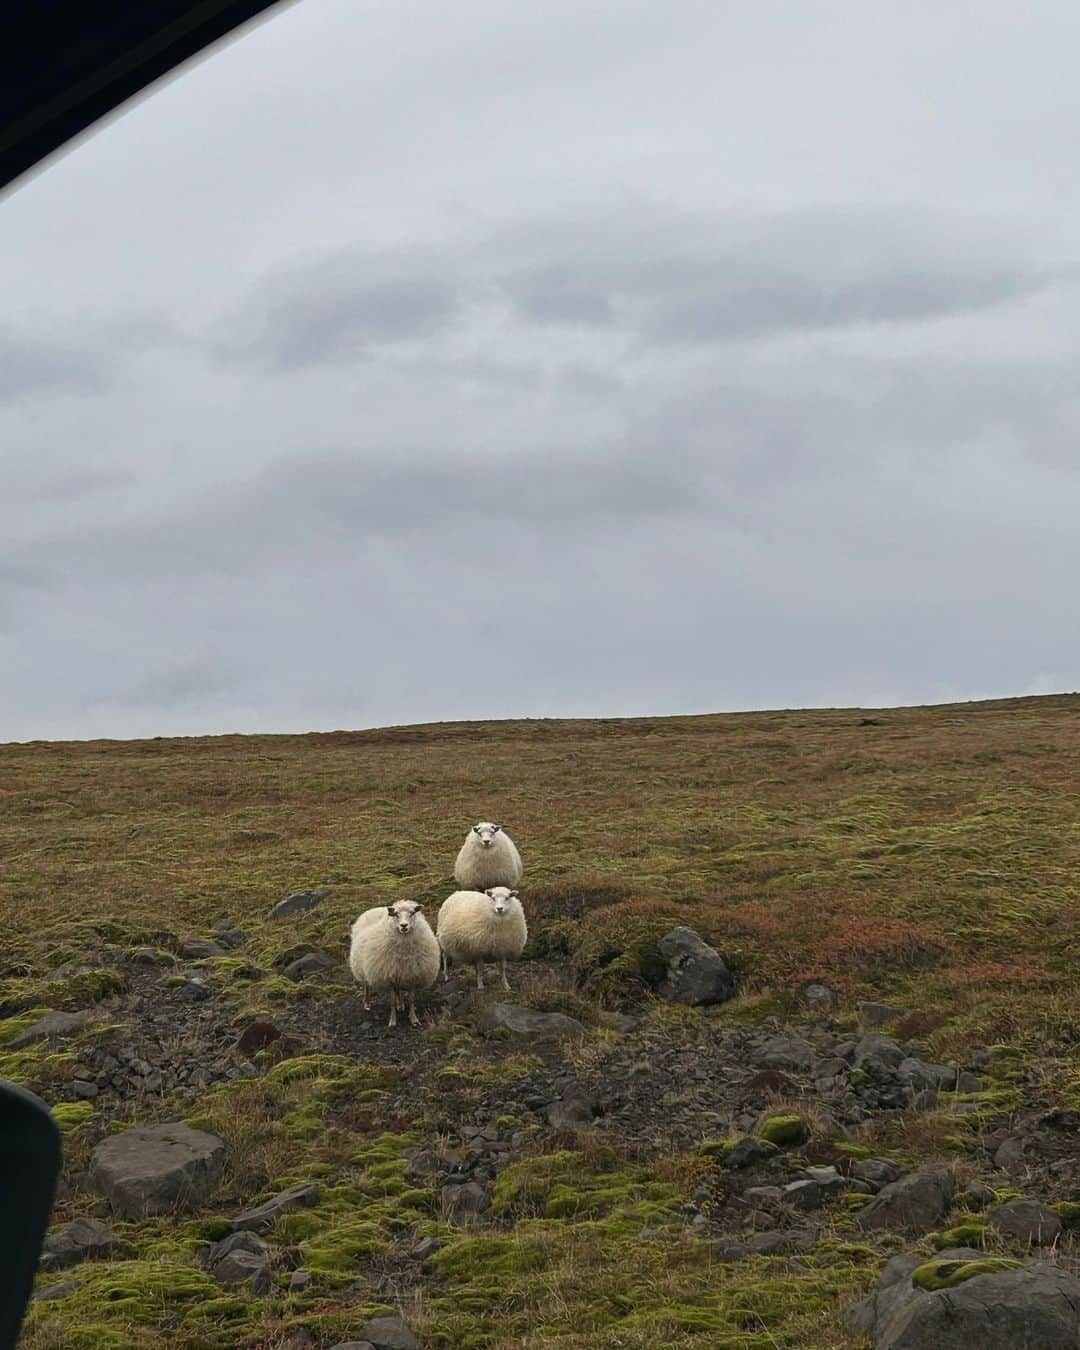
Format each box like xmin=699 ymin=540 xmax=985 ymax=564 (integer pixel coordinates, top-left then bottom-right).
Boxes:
xmin=436 ymin=886 xmax=528 ymax=991
xmin=348 ymin=898 xmax=440 ymax=1028
xmin=453 ymin=821 xmax=523 ymax=891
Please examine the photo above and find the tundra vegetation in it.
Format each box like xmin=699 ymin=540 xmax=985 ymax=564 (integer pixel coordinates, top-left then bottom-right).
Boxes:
xmin=0 ymin=695 xmax=1077 ymax=1348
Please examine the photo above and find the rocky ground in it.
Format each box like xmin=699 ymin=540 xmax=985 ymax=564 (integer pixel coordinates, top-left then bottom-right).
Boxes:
xmin=4 ymin=907 xmax=1078 ymax=1349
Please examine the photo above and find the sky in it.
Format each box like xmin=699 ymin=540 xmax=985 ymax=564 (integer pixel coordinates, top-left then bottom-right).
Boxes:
xmin=2 ymin=0 xmax=1079 ymax=740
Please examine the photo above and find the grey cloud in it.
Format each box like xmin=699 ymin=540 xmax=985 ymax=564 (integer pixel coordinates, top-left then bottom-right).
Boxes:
xmin=493 ymin=207 xmax=1065 ymax=344
xmin=95 ymin=661 xmax=238 ymax=711
xmin=0 ymin=329 xmax=106 ymax=400
xmin=10 ymin=466 xmax=137 ymax=505
xmin=223 ymin=251 xmax=468 ymax=369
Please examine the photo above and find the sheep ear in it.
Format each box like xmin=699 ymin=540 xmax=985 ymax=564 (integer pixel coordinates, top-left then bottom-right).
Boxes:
xmin=510 ymin=889 xmax=519 ymax=897
xmin=492 ymin=823 xmax=502 ymax=832
xmin=484 ymin=888 xmax=494 ymax=897
xmin=386 ymin=906 xmax=394 ymax=916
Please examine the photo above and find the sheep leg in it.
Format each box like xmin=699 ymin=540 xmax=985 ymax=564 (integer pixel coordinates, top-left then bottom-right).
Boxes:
xmin=361 ymin=983 xmax=371 ymax=1012
xmin=408 ymin=992 xmax=421 ymax=1027
xmin=441 ymin=949 xmax=450 ymax=982
xmin=475 ymin=961 xmax=485 ymax=990
xmin=388 ymin=989 xmax=398 ymax=1029
xmin=500 ymin=959 xmax=511 ymax=993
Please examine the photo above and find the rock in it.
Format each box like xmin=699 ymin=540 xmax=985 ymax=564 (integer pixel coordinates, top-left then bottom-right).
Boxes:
xmin=213 ymin=925 xmax=247 ymax=947
xmin=720 ymin=1136 xmax=778 ymax=1169
xmin=479 ymin=1003 xmax=585 ymax=1039
xmin=847 ymin=1248 xmax=1080 ymax=1349
xmin=71 ymin=1080 xmax=99 ymax=1100
xmin=203 ymin=1230 xmax=270 ymax=1285
xmin=230 ymin=1181 xmax=322 ymax=1233
xmin=853 ymin=1158 xmax=905 ymax=1190
xmin=858 ymin=1002 xmax=903 ymax=1028
xmin=993 ymin=1136 xmax=1028 ymax=1175
xmin=8 ymin=1009 xmax=95 ymax=1049
xmin=759 ymin=1113 xmax=807 ymax=1147
xmin=164 ymin=973 xmax=212 ymax=1003
xmin=856 ymin=1167 xmax=955 ymax=1234
xmin=34 ymin=1279 xmax=80 ymax=1302
xmin=987 ymin=1199 xmax=1063 ymax=1246
xmin=237 ymin=1021 xmax=283 ymax=1058
xmin=546 ymin=1095 xmax=596 ymax=1130
xmin=898 ymin=1059 xmax=957 ymax=1093
xmin=289 ymin=1269 xmax=311 ymax=1292
xmin=755 ymin=1035 xmax=817 ymax=1073
xmin=441 ymin=1181 xmax=490 ymax=1219
xmin=854 ymin=1034 xmax=906 ymax=1070
xmin=597 ymin=1012 xmax=640 ymax=1033
xmin=284 ymin=952 xmax=337 ymax=981
xmin=39 ymin=1216 xmax=119 ymax=1270
xmin=329 ymin=1344 xmax=376 ymax=1350
xmin=656 ymin=927 xmax=736 ymax=1006
xmin=955 ymin=1071 xmax=984 ymax=1092
xmin=800 ymin=983 xmax=834 ymax=1013
xmin=356 ymin=1314 xmax=419 ymax=1350
xmin=269 ymin=888 xmax=330 ymax=920
xmin=743 ymin=1186 xmax=783 ymax=1206
xmin=783 ymin=1170 xmax=845 ymax=1210
xmin=409 ymin=1236 xmax=444 ymax=1261
xmin=90 ymin=1122 xmax=226 ymax=1217
xmin=964 ymin=1181 xmax=996 ymax=1209
xmin=181 ymin=938 xmax=226 ymax=960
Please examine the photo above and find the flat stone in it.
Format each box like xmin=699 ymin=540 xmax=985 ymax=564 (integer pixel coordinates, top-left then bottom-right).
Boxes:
xmin=268 ymin=888 xmax=331 ymax=920
xmin=181 ymin=938 xmax=226 ymax=960
xmin=856 ymin=1167 xmax=955 ymax=1234
xmin=987 ymin=1199 xmax=1063 ymax=1246
xmin=898 ymin=1058 xmax=957 ymax=1092
xmin=203 ymin=1230 xmax=270 ymax=1286
xmin=993 ymin=1136 xmax=1029 ymax=1176
xmin=755 ymin=1035 xmax=817 ymax=1073
xmin=284 ymin=952 xmax=337 ymax=982
xmin=408 ymin=1236 xmax=444 ymax=1261
xmin=230 ymin=1181 xmax=322 ymax=1233
xmin=40 ymin=1217 xmax=119 ymax=1271
xmin=90 ymin=1122 xmax=226 ymax=1218
xmin=783 ymin=1174 xmax=845 ymax=1210
xmin=356 ymin=1315 xmax=419 ymax=1350
xmin=657 ymin=927 xmax=736 ymax=1006
xmin=853 ymin=1158 xmax=905 ymax=1190
xmin=8 ymin=1009 xmax=95 ymax=1049
xmin=854 ymin=1034 xmax=906 ymax=1069
xmin=479 ymin=1003 xmax=585 ymax=1039
xmin=34 ymin=1279 xmax=80 ymax=1302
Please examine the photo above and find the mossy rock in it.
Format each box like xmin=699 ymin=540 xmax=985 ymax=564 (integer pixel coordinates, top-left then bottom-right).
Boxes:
xmin=697 ymin=1137 xmax=736 ymax=1159
xmin=929 ymin=1221 xmax=988 ymax=1250
xmin=759 ymin=1114 xmax=806 ymax=1147
xmin=911 ymin=1256 xmax=1024 ymax=1291
xmin=1051 ymin=1201 xmax=1080 ymax=1230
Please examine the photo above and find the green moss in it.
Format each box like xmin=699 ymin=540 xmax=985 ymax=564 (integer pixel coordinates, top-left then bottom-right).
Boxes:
xmin=267 ymin=1053 xmax=353 ymax=1084
xmin=911 ymin=1257 xmax=1024 ymax=1290
xmin=929 ymin=1221 xmax=988 ymax=1249
xmin=759 ymin=1114 xmax=806 ymax=1147
xmin=301 ymin=1219 xmax=390 ymax=1272
xmin=52 ymin=1100 xmax=94 ymax=1132
xmin=697 ymin=1137 xmax=737 ymax=1158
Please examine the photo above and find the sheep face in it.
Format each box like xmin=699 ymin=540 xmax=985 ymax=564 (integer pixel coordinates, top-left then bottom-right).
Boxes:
xmin=387 ymin=899 xmax=424 ymax=935
xmin=484 ymin=886 xmax=517 ymax=916
xmin=471 ymin=821 xmax=502 ymax=850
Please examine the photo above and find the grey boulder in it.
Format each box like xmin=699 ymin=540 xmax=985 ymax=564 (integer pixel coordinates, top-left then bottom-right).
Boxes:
xmin=39 ymin=1216 xmax=119 ymax=1271
xmin=356 ymin=1315 xmax=420 ymax=1350
xmin=847 ymin=1248 xmax=1080 ymax=1349
xmin=987 ymin=1198 xmax=1063 ymax=1246
xmin=8 ymin=1010 xmax=95 ymax=1050
xmin=856 ymin=1167 xmax=955 ymax=1234
xmin=657 ymin=927 xmax=736 ymax=1006
xmin=269 ymin=888 xmax=330 ymax=919
xmin=90 ymin=1122 xmax=226 ymax=1217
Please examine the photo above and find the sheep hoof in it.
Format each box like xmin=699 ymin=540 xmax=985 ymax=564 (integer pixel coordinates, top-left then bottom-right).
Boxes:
xmin=409 ymin=1012 xmax=421 ymax=1027
xmin=501 ymin=979 xmax=512 ymax=992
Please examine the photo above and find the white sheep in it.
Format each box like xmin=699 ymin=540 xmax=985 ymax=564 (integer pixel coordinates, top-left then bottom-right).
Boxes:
xmin=436 ymin=886 xmax=528 ymax=991
xmin=453 ymin=821 xmax=523 ymax=891
xmin=348 ymin=898 xmax=440 ymax=1028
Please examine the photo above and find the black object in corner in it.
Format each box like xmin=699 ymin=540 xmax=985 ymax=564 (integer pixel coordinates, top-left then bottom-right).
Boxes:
xmin=0 ymin=1080 xmax=61 ymax=1350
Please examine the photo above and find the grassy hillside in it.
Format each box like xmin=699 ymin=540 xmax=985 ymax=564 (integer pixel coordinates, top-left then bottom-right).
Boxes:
xmin=1 ymin=696 xmax=1078 ymax=1347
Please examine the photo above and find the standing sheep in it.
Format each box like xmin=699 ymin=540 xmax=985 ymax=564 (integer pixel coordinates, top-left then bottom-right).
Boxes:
xmin=436 ymin=886 xmax=528 ymax=991
xmin=453 ymin=821 xmax=523 ymax=891
xmin=348 ymin=898 xmax=440 ymax=1028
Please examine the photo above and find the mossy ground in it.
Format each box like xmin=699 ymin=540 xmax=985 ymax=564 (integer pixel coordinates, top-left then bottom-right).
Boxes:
xmin=4 ymin=696 xmax=1080 ymax=1346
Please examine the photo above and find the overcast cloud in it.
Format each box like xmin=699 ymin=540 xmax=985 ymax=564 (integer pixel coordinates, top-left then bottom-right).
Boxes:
xmin=2 ymin=0 xmax=1079 ymax=739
